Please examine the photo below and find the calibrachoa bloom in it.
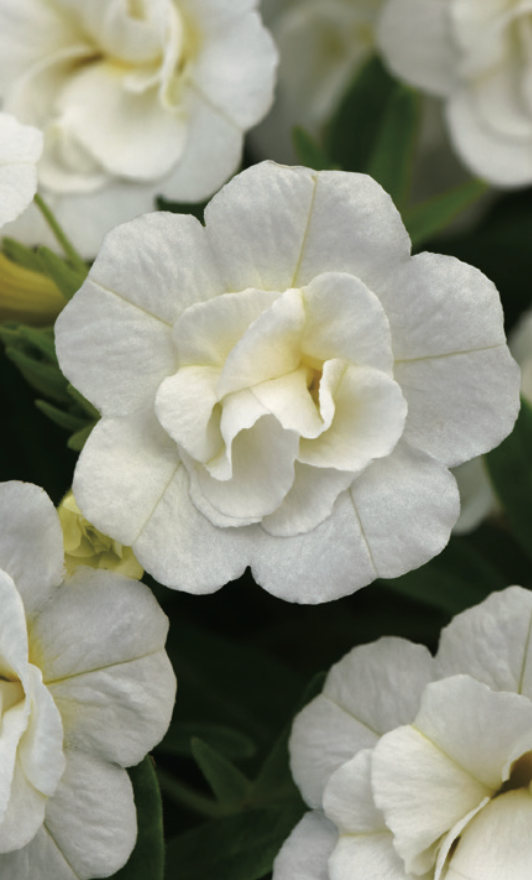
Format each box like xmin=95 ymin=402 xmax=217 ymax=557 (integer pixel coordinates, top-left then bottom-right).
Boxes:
xmin=0 ymin=111 xmax=42 ymax=229
xmin=378 ymin=0 xmax=532 ymax=187
xmin=0 ymin=0 xmax=277 ymax=256
xmin=274 ymin=586 xmax=532 ymax=880
xmin=58 ymin=490 xmax=143 ymax=579
xmin=0 ymin=481 xmax=176 ymax=878
xmin=55 ymin=161 xmax=519 ymax=603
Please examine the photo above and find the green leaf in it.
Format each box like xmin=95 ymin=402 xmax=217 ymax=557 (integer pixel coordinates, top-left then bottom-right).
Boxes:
xmin=113 ymin=757 xmax=164 ymax=880
xmin=2 ymin=238 xmax=43 ymax=273
xmin=164 ymin=803 xmax=303 ymax=880
xmin=325 ymin=57 xmax=396 ymax=173
xmin=35 ymin=399 xmax=89 ymax=432
xmin=367 ymin=85 xmax=421 ymax=210
xmin=382 ymin=533 xmax=507 ymax=616
xmin=37 ymin=246 xmax=87 ymax=300
xmin=159 ymin=722 xmax=256 ymax=761
xmin=0 ymin=324 xmax=57 ymax=361
xmin=485 ymin=398 xmax=532 ymax=563
xmin=34 ymin=193 xmax=88 ymax=275
xmin=404 ymin=178 xmax=489 ymax=248
xmin=67 ymin=421 xmax=97 ymax=450
xmin=291 ymin=127 xmax=335 ymax=171
xmin=4 ymin=347 xmax=70 ymax=402
xmin=191 ymin=738 xmax=250 ymax=809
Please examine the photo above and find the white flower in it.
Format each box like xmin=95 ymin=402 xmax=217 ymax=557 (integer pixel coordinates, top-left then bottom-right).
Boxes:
xmin=0 ymin=112 xmax=42 ymax=229
xmin=377 ymin=0 xmax=532 ymax=187
xmin=454 ymin=306 xmax=532 ymax=533
xmin=0 ymin=480 xmax=176 ymax=879
xmin=0 ymin=0 xmax=277 ymax=256
xmin=252 ymin=0 xmax=380 ymax=162
xmin=274 ymin=586 xmax=532 ymax=880
xmin=55 ymin=161 xmax=519 ymax=604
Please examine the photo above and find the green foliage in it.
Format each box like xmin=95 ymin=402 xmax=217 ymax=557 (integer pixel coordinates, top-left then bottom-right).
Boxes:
xmin=113 ymin=758 xmax=165 ymax=880
xmin=485 ymin=398 xmax=532 ymax=563
xmin=405 ymin=179 xmax=489 ymax=248
xmin=366 ymin=84 xmax=421 ymax=209
xmin=160 ymin=723 xmax=256 ymax=761
xmin=292 ymin=127 xmax=336 ymax=171
xmin=36 ymin=245 xmax=88 ymax=300
xmin=191 ymin=738 xmax=251 ymax=810
xmin=325 ymin=57 xmax=396 ymax=173
xmin=156 ymin=196 xmax=208 ymax=224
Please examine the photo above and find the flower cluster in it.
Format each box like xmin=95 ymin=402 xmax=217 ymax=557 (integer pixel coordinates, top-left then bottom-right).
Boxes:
xmin=274 ymin=586 xmax=532 ymax=880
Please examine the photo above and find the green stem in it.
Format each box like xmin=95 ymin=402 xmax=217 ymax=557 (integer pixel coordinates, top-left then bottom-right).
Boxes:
xmin=34 ymin=194 xmax=87 ymax=275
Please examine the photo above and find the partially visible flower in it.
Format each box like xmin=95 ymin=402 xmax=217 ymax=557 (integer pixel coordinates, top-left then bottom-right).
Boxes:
xmin=0 ymin=111 xmax=42 ymax=228
xmin=58 ymin=489 xmax=143 ymax=579
xmin=0 ymin=0 xmax=278 ymax=256
xmin=377 ymin=0 xmax=532 ymax=186
xmin=0 ymin=253 xmax=64 ymax=326
xmin=274 ymin=586 xmax=532 ymax=880
xmin=0 ymin=480 xmax=176 ymax=878
xmin=454 ymin=307 xmax=532 ymax=533
xmin=252 ymin=0 xmax=380 ymax=162
xmin=56 ymin=161 xmax=519 ymax=603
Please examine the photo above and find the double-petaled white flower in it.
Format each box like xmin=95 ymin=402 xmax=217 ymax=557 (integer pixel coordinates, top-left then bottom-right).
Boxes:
xmin=0 ymin=0 xmax=277 ymax=255
xmin=378 ymin=0 xmax=532 ymax=187
xmin=275 ymin=586 xmax=532 ymax=880
xmin=0 ymin=112 xmax=42 ymax=229
xmin=55 ymin=161 xmax=519 ymax=603
xmin=0 ymin=481 xmax=176 ymax=879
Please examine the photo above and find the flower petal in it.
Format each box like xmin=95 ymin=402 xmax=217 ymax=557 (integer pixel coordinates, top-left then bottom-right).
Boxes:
xmin=272 ymin=811 xmax=337 ymax=880
xmin=294 ymin=170 xmax=411 ymax=292
xmin=325 ymin=752 xmax=411 ymax=880
xmin=372 ymin=676 xmax=532 ymax=874
xmin=446 ymin=789 xmax=532 ymax=880
xmin=0 ymin=827 xmax=76 ymax=879
xmin=349 ymin=440 xmax=460 ymax=578
xmin=72 ymin=410 xmax=180 ymax=547
xmin=435 ymin=586 xmax=532 ymax=698
xmin=0 ymin=760 xmax=47 ymax=853
xmin=0 ymin=113 xmax=42 ymax=227
xmin=377 ymin=0 xmax=457 ymax=96
xmin=155 ymin=365 xmax=222 ymax=461
xmin=17 ymin=665 xmax=64 ymax=797
xmin=262 ymin=463 xmax=355 ymax=537
xmin=301 ymin=271 xmax=394 ymax=374
xmin=289 ymin=638 xmax=434 ymax=807
xmin=204 ymin=161 xmax=318 ymax=292
xmin=0 ymin=483 xmax=64 ymax=619
xmin=189 ymin=6 xmax=277 ymax=128
xmin=57 ymin=61 xmax=187 ymax=180
xmin=132 ymin=463 xmax=250 ymax=592
xmin=43 ymin=749 xmax=136 ymax=879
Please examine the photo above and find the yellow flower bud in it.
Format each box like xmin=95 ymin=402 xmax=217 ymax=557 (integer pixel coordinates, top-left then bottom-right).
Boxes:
xmin=58 ymin=490 xmax=143 ymax=579
xmin=0 ymin=253 xmax=65 ymax=325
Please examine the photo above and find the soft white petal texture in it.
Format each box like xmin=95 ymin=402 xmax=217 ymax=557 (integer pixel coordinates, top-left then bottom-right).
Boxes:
xmin=0 ymin=482 xmax=64 ymax=618
xmin=445 ymin=789 xmax=532 ymax=880
xmin=17 ymin=665 xmax=65 ymax=797
xmin=294 ymin=171 xmax=411 ymax=291
xmin=0 ymin=112 xmax=42 ymax=227
xmin=72 ymin=412 xmax=180 ymax=547
xmin=289 ymin=638 xmax=434 ymax=808
xmin=43 ymin=750 xmax=137 ymax=879
xmin=435 ymin=586 xmax=532 ymax=698
xmin=0 ymin=826 xmax=78 ymax=880
xmin=273 ymin=811 xmax=337 ymax=880
xmin=324 ymin=751 xmax=411 ymax=880
xmin=0 ymin=761 xmax=48 ymax=853
xmin=377 ymin=0 xmax=457 ymax=96
xmin=447 ymin=89 xmax=532 ymax=185
xmin=189 ymin=8 xmax=277 ymax=128
xmin=349 ymin=440 xmax=460 ymax=578
xmin=372 ymin=676 xmax=532 ymax=874
xmin=31 ymin=569 xmax=175 ymax=765
xmin=261 ymin=463 xmax=355 ymax=537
